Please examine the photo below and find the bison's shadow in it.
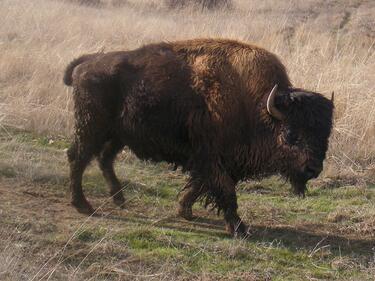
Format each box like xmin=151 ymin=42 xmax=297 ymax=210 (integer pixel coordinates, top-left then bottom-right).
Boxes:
xmin=170 ymin=217 xmax=374 ymax=258
xmin=105 ymin=212 xmax=374 ymax=260
xmin=181 ymin=219 xmax=374 ymax=261
xmin=249 ymin=224 xmax=374 ymax=258
xmin=100 ymin=179 xmax=374 ymax=259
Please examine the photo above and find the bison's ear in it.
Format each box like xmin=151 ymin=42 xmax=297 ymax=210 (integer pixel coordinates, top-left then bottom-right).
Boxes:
xmin=289 ymin=91 xmax=318 ymax=126
xmin=289 ymin=91 xmax=314 ymax=103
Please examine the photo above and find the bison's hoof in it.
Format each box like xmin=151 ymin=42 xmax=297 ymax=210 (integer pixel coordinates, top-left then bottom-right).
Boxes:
xmin=293 ymin=190 xmax=306 ymax=198
xmin=177 ymin=206 xmax=194 ymax=221
xmin=226 ymin=222 xmax=250 ymax=238
xmin=71 ymin=199 xmax=95 ymax=215
xmin=113 ymin=193 xmax=125 ymax=208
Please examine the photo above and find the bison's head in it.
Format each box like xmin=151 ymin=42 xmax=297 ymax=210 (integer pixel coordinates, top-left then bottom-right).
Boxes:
xmin=266 ymin=85 xmax=334 ymax=196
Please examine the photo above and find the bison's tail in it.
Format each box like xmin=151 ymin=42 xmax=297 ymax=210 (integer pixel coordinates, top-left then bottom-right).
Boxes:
xmin=63 ymin=54 xmax=98 ymax=86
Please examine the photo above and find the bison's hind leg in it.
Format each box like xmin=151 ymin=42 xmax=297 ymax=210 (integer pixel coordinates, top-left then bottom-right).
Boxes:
xmin=67 ymin=140 xmax=96 ymax=215
xmin=177 ymin=178 xmax=204 ymax=220
xmin=98 ymin=139 xmax=125 ymax=207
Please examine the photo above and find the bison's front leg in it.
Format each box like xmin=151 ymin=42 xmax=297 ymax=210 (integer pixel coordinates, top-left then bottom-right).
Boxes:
xmin=290 ymin=177 xmax=307 ymax=198
xmin=221 ymin=191 xmax=249 ymax=238
xmin=211 ymin=174 xmax=249 ymax=238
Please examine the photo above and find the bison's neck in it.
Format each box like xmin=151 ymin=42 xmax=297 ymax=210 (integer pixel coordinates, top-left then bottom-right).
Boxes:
xmin=223 ymin=123 xmax=280 ymax=180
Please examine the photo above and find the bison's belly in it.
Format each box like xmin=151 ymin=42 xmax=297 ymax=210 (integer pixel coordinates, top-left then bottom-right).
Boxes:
xmin=122 ymin=133 xmax=191 ymax=166
xmin=120 ymin=120 xmax=192 ymax=167
xmin=119 ymin=70 xmax=197 ymax=167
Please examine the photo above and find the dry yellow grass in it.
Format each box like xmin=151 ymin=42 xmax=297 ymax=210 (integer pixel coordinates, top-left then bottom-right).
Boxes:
xmin=0 ymin=0 xmax=374 ymax=177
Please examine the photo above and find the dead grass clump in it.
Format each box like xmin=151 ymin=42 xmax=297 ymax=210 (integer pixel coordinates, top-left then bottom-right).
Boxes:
xmin=331 ymin=257 xmax=357 ymax=271
xmin=327 ymin=211 xmax=350 ymax=223
xmin=165 ymin=0 xmax=231 ymax=10
xmin=0 ymin=230 xmax=24 ymax=280
xmin=66 ymin=0 xmax=101 ymax=7
xmin=328 ymin=206 xmax=375 ymax=236
xmin=355 ymin=217 xmax=375 ymax=236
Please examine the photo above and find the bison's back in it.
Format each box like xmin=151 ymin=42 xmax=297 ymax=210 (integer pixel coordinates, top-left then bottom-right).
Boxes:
xmin=119 ymin=45 xmax=200 ymax=167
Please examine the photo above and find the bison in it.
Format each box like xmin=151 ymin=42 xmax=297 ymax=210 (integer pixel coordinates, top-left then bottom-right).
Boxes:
xmin=63 ymin=39 xmax=334 ymax=237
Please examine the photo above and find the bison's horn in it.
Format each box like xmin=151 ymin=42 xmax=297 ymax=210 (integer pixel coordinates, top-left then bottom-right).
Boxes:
xmin=331 ymin=91 xmax=334 ymax=103
xmin=266 ymin=84 xmax=285 ymax=120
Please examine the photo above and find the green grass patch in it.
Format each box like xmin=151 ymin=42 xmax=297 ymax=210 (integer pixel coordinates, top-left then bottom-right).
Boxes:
xmin=77 ymin=227 xmax=108 ymax=242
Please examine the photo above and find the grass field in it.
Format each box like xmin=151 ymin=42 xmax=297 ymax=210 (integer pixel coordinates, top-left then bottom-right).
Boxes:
xmin=1 ymin=0 xmax=375 ymax=280
xmin=1 ymin=130 xmax=375 ymax=280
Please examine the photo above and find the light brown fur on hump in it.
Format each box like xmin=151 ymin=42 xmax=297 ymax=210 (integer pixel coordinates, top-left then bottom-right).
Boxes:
xmin=171 ymin=38 xmax=291 ymax=95
xmin=188 ymin=54 xmax=223 ymax=123
xmin=171 ymin=38 xmax=291 ymax=126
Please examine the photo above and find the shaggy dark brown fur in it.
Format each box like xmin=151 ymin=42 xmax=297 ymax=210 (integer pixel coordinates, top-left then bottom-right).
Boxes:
xmin=64 ymin=39 xmax=334 ymax=237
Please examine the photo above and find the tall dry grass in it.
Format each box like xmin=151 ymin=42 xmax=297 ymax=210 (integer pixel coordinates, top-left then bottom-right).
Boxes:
xmin=0 ymin=0 xmax=374 ymax=177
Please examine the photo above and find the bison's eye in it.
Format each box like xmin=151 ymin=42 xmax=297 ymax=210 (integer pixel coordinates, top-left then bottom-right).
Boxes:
xmin=285 ymin=128 xmax=298 ymax=145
